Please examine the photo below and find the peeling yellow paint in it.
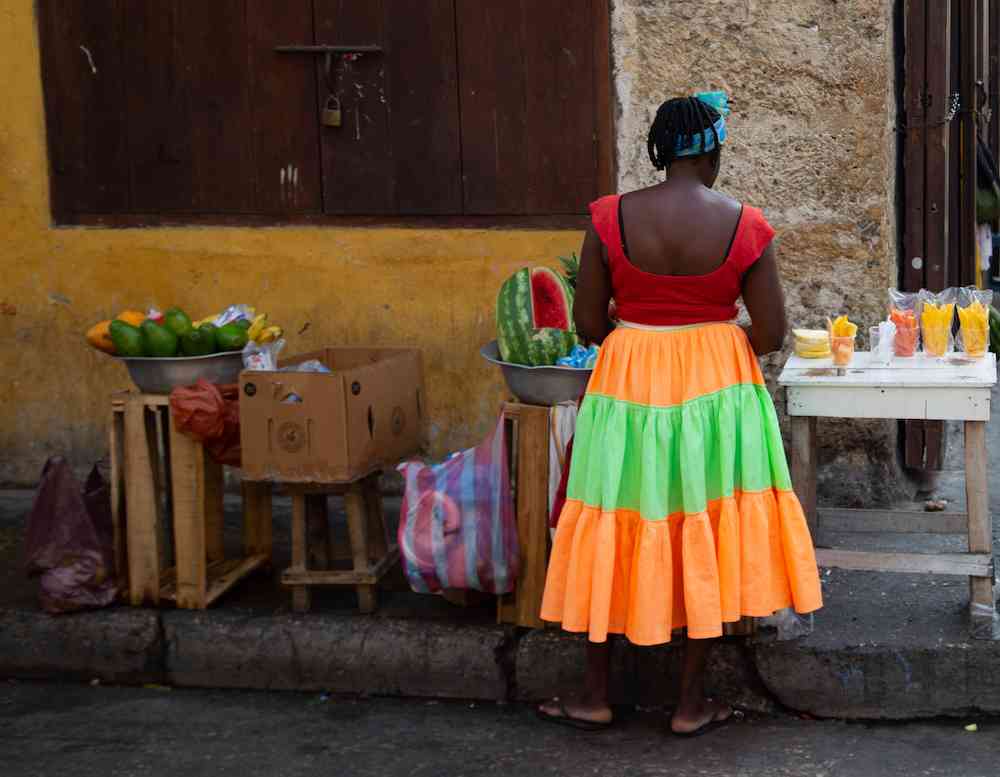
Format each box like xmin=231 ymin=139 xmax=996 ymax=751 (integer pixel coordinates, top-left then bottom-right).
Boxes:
xmin=0 ymin=1 xmax=581 ymax=483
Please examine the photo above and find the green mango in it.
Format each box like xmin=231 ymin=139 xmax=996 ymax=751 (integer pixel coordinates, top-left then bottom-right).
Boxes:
xmin=216 ymin=323 xmax=249 ymax=352
xmin=108 ymin=320 xmax=145 ymax=357
xmin=163 ymin=307 xmax=193 ymax=338
xmin=234 ymin=318 xmax=252 ymax=331
xmin=141 ymin=320 xmax=179 ymax=358
xmin=196 ymin=323 xmax=218 ymax=352
xmin=180 ymin=327 xmax=216 ymax=357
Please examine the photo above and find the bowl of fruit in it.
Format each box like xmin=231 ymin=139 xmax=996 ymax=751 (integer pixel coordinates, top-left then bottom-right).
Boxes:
xmin=86 ymin=305 xmax=283 ymax=395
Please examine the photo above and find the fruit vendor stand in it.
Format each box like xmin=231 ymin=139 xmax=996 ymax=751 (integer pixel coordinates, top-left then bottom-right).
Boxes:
xmin=779 ymin=350 xmax=999 ymax=639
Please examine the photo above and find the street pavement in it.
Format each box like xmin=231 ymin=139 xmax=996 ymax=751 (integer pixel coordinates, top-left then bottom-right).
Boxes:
xmin=0 ymin=681 xmax=997 ymax=777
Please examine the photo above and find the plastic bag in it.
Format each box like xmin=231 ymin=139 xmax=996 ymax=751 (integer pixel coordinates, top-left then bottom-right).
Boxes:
xmin=23 ymin=457 xmax=119 ymax=614
xmin=243 ymin=338 xmax=285 ymax=371
xmin=213 ymin=304 xmax=255 ymax=328
xmin=957 ymin=287 xmax=993 ymax=358
xmin=283 ymin=359 xmax=331 ymax=374
xmin=169 ymin=380 xmax=241 ymax=466
xmin=397 ymin=415 xmax=518 ymax=594
xmin=918 ymin=288 xmax=957 ymax=357
xmin=888 ymin=288 xmax=920 ymax=357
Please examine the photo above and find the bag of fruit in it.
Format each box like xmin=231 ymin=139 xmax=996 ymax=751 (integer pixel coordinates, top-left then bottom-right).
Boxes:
xmin=956 ymin=287 xmax=993 ymax=359
xmin=918 ymin=288 xmax=957 ymax=358
xmin=887 ymin=289 xmax=920 ymax=357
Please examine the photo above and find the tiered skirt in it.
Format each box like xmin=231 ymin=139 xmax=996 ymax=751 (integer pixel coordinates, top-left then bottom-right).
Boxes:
xmin=540 ymin=323 xmax=822 ymax=645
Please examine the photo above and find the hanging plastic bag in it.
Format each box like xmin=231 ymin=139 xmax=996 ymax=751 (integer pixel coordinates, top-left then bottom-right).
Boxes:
xmin=957 ymin=286 xmax=993 ymax=359
xmin=397 ymin=415 xmax=518 ymax=595
xmin=24 ymin=457 xmax=119 ymax=614
xmin=169 ymin=380 xmax=241 ymax=466
xmin=918 ymin=288 xmax=957 ymax=358
xmin=888 ymin=288 xmax=920 ymax=357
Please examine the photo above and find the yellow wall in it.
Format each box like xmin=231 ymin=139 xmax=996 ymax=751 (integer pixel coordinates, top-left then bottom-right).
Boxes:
xmin=0 ymin=1 xmax=581 ymax=484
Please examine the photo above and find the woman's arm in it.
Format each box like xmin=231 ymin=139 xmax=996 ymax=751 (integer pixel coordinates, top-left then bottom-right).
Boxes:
xmin=573 ymin=226 xmax=615 ymax=345
xmin=740 ymin=243 xmax=787 ymax=355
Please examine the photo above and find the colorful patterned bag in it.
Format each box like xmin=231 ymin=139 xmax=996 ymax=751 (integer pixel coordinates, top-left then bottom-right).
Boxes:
xmin=397 ymin=415 xmax=518 ymax=594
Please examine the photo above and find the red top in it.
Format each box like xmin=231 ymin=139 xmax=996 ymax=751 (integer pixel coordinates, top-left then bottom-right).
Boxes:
xmin=589 ymin=194 xmax=776 ymax=326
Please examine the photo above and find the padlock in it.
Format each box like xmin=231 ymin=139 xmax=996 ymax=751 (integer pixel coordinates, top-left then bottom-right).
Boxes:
xmin=321 ymin=96 xmax=342 ymax=128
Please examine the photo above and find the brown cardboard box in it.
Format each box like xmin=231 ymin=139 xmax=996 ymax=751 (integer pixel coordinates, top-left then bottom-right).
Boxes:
xmin=239 ymin=347 xmax=425 ymax=483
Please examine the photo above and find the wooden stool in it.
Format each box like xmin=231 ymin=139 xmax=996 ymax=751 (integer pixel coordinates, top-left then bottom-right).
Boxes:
xmin=280 ymin=474 xmax=398 ymax=613
xmin=109 ymin=393 xmax=272 ymax=608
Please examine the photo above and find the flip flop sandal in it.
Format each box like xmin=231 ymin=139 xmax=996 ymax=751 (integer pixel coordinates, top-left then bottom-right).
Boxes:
xmin=670 ymin=706 xmax=742 ymax=738
xmin=536 ymin=699 xmax=612 ymax=732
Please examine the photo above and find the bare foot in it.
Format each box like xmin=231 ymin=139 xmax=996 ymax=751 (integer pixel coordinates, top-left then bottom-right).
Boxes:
xmin=538 ymin=697 xmax=613 ymax=726
xmin=670 ymin=698 xmax=733 ymax=735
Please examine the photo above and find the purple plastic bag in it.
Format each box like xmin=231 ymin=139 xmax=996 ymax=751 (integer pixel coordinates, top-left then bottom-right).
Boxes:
xmin=23 ymin=457 xmax=118 ymax=614
xmin=397 ymin=415 xmax=518 ymax=595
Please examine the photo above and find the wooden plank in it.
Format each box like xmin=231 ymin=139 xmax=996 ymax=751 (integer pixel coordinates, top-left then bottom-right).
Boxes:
xmin=513 ymin=404 xmax=550 ymax=628
xmin=281 ymin=549 xmax=399 ymax=586
xmin=791 ymin=416 xmax=818 ymax=533
xmin=592 ymin=0 xmax=615 ymax=194
xmin=384 ymin=0 xmax=462 ymax=214
xmin=124 ymin=400 xmax=161 ymax=605
xmin=160 ymin=554 xmax=267 ymax=605
xmin=345 ymin=483 xmax=376 ymax=613
xmin=203 ymin=454 xmax=225 ymax=564
xmin=125 ymin=0 xmax=255 ymax=212
xmin=785 ymin=386 xmax=991 ymax=421
xmin=363 ymin=474 xmax=389 ymax=561
xmin=903 ymin=0 xmax=927 ymax=292
xmin=241 ymin=481 xmax=273 ymax=561
xmin=964 ymin=421 xmax=996 ymax=626
xmin=816 ymin=549 xmax=993 ymax=576
xmin=779 ymin=352 xmax=998 ymax=384
xmin=246 ymin=0 xmax=322 ymax=213
xmin=959 ymin=0 xmax=980 ymax=287
xmin=305 ymin=494 xmax=331 ymax=570
xmin=37 ymin=0 xmax=130 ymax=218
xmin=457 ymin=0 xmax=597 ymax=215
xmin=109 ymin=405 xmax=128 ymax=589
xmin=818 ymin=508 xmax=968 ymax=535
xmin=168 ymin=417 xmax=207 ymax=609
xmin=290 ymin=490 xmax=310 ymax=612
xmin=925 ymin=0 xmax=952 ymax=290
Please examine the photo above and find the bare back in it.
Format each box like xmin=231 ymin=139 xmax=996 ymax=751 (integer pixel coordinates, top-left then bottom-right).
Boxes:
xmin=619 ymin=184 xmax=743 ymax=276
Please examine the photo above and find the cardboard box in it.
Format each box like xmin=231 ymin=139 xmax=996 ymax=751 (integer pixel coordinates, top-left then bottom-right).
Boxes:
xmin=239 ymin=347 xmax=425 ymax=483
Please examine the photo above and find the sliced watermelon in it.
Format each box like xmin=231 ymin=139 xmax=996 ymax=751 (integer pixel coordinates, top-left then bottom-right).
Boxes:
xmin=496 ymin=267 xmax=575 ymax=364
xmin=530 ymin=268 xmax=573 ymax=330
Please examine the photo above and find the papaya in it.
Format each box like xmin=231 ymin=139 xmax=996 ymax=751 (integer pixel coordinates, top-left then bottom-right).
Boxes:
xmin=216 ymin=323 xmax=249 ymax=352
xmin=109 ymin=320 xmax=145 ymax=357
xmin=163 ymin=307 xmax=193 ymax=338
xmin=180 ymin=327 xmax=216 ymax=357
xmin=140 ymin=320 xmax=179 ymax=358
xmin=86 ymin=320 xmax=116 ymax=354
xmin=116 ymin=310 xmax=147 ymax=327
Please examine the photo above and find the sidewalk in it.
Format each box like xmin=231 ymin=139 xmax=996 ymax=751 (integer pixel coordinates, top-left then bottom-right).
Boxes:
xmin=2 ymin=398 xmax=999 ymax=719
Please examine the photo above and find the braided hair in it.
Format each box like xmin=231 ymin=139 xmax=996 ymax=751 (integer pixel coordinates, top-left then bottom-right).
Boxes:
xmin=647 ymin=96 xmax=722 ymax=172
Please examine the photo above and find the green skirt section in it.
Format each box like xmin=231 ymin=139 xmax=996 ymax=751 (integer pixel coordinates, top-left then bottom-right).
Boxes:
xmin=566 ymin=383 xmax=794 ymax=520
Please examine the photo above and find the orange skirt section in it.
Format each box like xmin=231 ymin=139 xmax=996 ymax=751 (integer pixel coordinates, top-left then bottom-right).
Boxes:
xmin=540 ymin=491 xmax=823 ymax=645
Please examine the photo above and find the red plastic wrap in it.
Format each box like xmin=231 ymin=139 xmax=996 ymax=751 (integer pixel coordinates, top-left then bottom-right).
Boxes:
xmin=169 ymin=380 xmax=241 ymax=466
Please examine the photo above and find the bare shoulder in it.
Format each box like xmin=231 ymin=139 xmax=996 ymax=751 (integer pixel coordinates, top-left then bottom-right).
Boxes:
xmin=705 ymin=188 xmax=742 ymax=214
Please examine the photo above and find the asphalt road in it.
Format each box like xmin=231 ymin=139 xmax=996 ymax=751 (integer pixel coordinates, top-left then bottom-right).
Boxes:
xmin=0 ymin=682 xmax=997 ymax=777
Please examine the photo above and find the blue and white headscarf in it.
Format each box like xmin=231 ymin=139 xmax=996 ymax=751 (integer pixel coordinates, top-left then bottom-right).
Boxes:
xmin=674 ymin=91 xmax=731 ymax=158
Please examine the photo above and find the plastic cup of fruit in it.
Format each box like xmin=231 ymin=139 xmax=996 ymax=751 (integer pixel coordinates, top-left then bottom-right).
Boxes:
xmin=921 ymin=324 xmax=951 ymax=358
xmin=831 ymin=335 xmax=855 ymax=367
xmin=961 ymin=321 xmax=988 ymax=358
xmin=893 ymin=324 xmax=918 ymax=357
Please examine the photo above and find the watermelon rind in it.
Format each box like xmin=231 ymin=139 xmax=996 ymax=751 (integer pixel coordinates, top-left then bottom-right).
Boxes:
xmin=520 ymin=328 xmax=579 ymax=367
xmin=496 ymin=268 xmax=533 ymax=363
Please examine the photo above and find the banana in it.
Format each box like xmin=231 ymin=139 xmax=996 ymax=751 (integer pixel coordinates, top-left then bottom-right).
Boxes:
xmin=257 ymin=325 xmax=283 ymax=344
xmin=247 ymin=313 xmax=269 ymax=342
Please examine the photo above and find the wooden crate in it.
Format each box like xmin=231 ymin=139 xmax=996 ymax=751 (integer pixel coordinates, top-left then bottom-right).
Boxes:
xmin=277 ymin=474 xmax=399 ymax=613
xmin=110 ymin=393 xmax=272 ymax=609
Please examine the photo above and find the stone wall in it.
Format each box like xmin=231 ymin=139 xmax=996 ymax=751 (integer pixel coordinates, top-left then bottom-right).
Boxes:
xmin=612 ymin=0 xmax=907 ymax=506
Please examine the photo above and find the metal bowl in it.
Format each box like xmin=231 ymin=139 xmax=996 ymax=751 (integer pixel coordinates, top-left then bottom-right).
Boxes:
xmin=114 ymin=351 xmax=244 ymax=394
xmin=480 ymin=340 xmax=592 ymax=406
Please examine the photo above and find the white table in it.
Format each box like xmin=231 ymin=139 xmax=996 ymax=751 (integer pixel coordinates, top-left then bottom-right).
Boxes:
xmin=778 ymin=351 xmax=998 ymax=638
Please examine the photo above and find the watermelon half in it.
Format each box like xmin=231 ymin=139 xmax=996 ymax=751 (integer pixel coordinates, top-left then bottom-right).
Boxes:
xmin=496 ymin=267 xmax=575 ymax=365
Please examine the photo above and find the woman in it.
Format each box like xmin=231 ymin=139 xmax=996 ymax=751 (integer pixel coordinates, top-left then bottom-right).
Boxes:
xmin=538 ymin=92 xmax=822 ymax=737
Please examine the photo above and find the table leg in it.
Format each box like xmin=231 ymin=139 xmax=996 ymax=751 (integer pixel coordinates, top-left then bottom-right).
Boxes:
xmin=242 ymin=481 xmax=273 ymax=565
xmin=791 ymin=416 xmax=818 ymax=535
xmin=965 ymin=420 xmax=997 ymax=638
xmin=345 ymin=483 xmax=376 ymax=614
xmin=290 ymin=490 xmax=311 ymax=613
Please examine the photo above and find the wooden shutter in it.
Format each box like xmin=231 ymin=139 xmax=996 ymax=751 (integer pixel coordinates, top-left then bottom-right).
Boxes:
xmin=456 ymin=0 xmax=605 ymax=215
xmin=314 ymin=0 xmax=463 ymax=215
xmin=38 ymin=0 xmax=131 ymax=218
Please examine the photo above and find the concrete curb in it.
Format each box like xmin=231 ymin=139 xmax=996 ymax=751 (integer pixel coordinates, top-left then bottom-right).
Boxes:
xmin=3 ymin=605 xmax=1000 ymax=719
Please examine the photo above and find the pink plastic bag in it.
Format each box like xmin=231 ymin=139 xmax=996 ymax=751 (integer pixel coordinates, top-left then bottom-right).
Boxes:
xmin=397 ymin=415 xmax=518 ymax=594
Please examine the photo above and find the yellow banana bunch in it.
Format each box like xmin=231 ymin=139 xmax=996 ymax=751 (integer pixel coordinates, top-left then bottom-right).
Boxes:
xmin=247 ymin=313 xmax=269 ymax=342
xmin=256 ymin=325 xmax=284 ymax=344
xmin=920 ymin=302 xmax=954 ymax=356
xmin=957 ymin=301 xmax=988 ymax=358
